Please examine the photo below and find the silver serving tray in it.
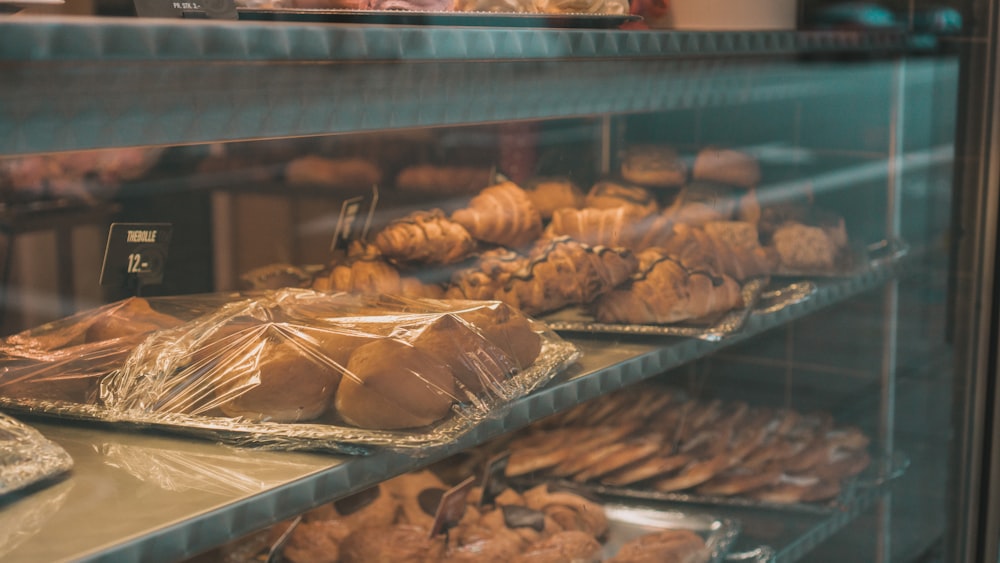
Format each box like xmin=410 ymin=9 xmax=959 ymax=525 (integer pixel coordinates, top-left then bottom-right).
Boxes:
xmin=0 ymin=337 xmax=579 ymax=456
xmin=603 ymin=504 xmax=740 ymax=563
xmin=236 ymin=8 xmax=639 ymax=28
xmin=0 ymin=413 xmax=73 ymax=496
xmin=772 ymin=238 xmax=909 ymax=279
xmin=540 ymin=277 xmax=772 ymax=342
xmin=526 ymin=451 xmax=909 ymax=516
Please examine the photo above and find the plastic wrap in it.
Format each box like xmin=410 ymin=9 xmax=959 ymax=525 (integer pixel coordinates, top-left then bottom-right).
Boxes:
xmin=0 ymin=290 xmax=579 ymax=454
xmin=0 ymin=413 xmax=73 ymax=496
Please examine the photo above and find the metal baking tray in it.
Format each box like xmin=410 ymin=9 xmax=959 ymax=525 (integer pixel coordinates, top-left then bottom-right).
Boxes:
xmin=540 ymin=277 xmax=774 ymax=342
xmin=524 ymin=451 xmax=909 ymax=516
xmin=0 ymin=413 xmax=73 ymax=497
xmin=603 ymin=504 xmax=741 ymax=563
xmin=772 ymin=238 xmax=909 ymax=279
xmin=236 ymin=8 xmax=639 ymax=28
xmin=0 ymin=337 xmax=579 ymax=456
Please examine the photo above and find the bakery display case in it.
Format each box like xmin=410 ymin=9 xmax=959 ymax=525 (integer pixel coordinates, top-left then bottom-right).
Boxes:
xmin=0 ymin=1 xmax=997 ymax=561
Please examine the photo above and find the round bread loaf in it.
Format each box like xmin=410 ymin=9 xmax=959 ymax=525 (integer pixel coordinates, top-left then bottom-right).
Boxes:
xmin=411 ymin=314 xmax=519 ymax=396
xmin=455 ymin=305 xmax=542 ymax=371
xmin=692 ymin=147 xmax=761 ymax=188
xmin=214 ymin=337 xmax=344 ymax=423
xmin=336 ymin=338 xmax=457 ymax=430
xmin=85 ymin=297 xmax=183 ymax=343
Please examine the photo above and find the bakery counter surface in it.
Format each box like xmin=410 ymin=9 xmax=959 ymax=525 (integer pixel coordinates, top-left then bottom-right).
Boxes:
xmin=0 ymin=265 xmax=901 ymax=562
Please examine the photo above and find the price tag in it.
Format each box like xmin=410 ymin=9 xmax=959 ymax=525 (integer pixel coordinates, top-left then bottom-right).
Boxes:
xmin=429 ymin=476 xmax=475 ymax=538
xmin=133 ymin=0 xmax=237 ymax=19
xmin=329 ymin=186 xmax=379 ymax=253
xmin=99 ymin=223 xmax=173 ymax=290
xmin=478 ymin=451 xmax=511 ymax=509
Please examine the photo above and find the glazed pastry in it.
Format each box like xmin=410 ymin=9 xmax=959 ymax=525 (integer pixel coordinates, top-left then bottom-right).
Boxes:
xmin=585 ymin=181 xmax=659 ymax=217
xmin=495 ymin=237 xmax=638 ymax=315
xmin=335 ymin=338 xmax=457 ymax=429
xmin=395 ymin=165 xmax=493 ymax=196
xmin=446 ymin=249 xmax=528 ymax=301
xmin=620 ymin=145 xmax=688 ymax=188
xmin=373 ymin=209 xmax=476 ymax=265
xmin=659 ymin=222 xmax=776 ymax=281
xmin=452 ymin=182 xmax=543 ymax=249
xmin=608 ymin=529 xmax=708 ymax=563
xmin=594 ymin=248 xmax=743 ymax=325
xmin=691 ymin=147 xmax=760 ymax=188
xmin=525 ymin=178 xmax=585 ymax=220
xmin=285 ymin=156 xmax=382 ymax=189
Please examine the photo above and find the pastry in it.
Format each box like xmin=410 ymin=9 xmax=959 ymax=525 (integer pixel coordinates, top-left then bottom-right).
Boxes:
xmin=281 ymin=520 xmax=351 ymax=563
xmin=495 ymin=238 xmax=638 ymax=316
xmin=339 ymin=525 xmax=446 ymax=563
xmin=620 ymin=145 xmax=688 ymax=188
xmin=585 ymin=181 xmax=659 ymax=217
xmin=335 ymin=338 xmax=457 ymax=429
xmin=285 ymin=156 xmax=382 ymax=189
xmin=522 ymin=484 xmax=608 ymax=538
xmin=525 ymin=178 xmax=585 ymax=220
xmin=395 ymin=165 xmax=493 ymax=196
xmin=211 ymin=333 xmax=348 ymax=423
xmin=512 ymin=530 xmax=603 ymax=563
xmin=659 ymin=222 xmax=776 ymax=281
xmin=593 ymin=248 xmax=743 ymax=325
xmin=608 ymin=529 xmax=708 ymax=563
xmin=691 ymin=147 xmax=760 ymax=188
xmin=373 ymin=209 xmax=476 ymax=265
xmin=410 ymin=313 xmax=519 ymax=396
xmin=545 ymin=206 xmax=641 ymax=249
xmin=661 ymin=182 xmax=740 ymax=227
xmin=452 ymin=182 xmax=543 ymax=249
xmin=453 ymin=302 xmax=542 ymax=371
xmin=446 ymin=249 xmax=528 ymax=301
xmin=772 ymin=222 xmax=840 ymax=271
xmin=312 ymin=242 xmax=403 ymax=295
xmin=304 ymin=485 xmax=400 ymax=531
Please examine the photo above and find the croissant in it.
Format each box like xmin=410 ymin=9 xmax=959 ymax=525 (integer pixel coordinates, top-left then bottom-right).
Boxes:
xmin=525 ymin=177 xmax=585 ymax=220
xmin=372 ymin=209 xmax=476 ymax=265
xmin=659 ymin=222 xmax=775 ymax=281
xmin=594 ymin=248 xmax=743 ymax=324
xmin=545 ymin=207 xmax=642 ymax=249
xmin=451 ymin=181 xmax=542 ymax=249
xmin=495 ymin=237 xmax=638 ymax=315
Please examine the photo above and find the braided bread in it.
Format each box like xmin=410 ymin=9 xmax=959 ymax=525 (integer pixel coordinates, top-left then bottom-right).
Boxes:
xmin=372 ymin=209 xmax=475 ymax=265
xmin=593 ymin=248 xmax=743 ymax=324
xmin=452 ymin=182 xmax=542 ymax=249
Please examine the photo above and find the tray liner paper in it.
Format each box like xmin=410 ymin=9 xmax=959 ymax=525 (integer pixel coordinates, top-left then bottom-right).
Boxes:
xmin=0 ymin=289 xmax=579 ymax=455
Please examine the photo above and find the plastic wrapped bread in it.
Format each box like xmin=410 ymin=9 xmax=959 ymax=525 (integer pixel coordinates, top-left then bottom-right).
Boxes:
xmin=0 ymin=290 xmax=578 ymax=452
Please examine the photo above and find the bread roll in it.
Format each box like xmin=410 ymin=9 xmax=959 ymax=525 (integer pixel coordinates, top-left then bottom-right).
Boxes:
xmin=214 ymin=337 xmax=345 ymax=423
xmin=620 ymin=145 xmax=688 ymax=188
xmin=285 ymin=156 xmax=381 ymax=188
xmin=454 ymin=303 xmax=542 ymax=370
xmin=585 ymin=181 xmax=658 ymax=217
xmin=772 ymin=222 xmax=839 ymax=271
xmin=692 ymin=147 xmax=760 ymax=188
xmin=411 ymin=314 xmax=519 ymax=395
xmin=85 ymin=297 xmax=184 ymax=343
xmin=336 ymin=338 xmax=457 ymax=429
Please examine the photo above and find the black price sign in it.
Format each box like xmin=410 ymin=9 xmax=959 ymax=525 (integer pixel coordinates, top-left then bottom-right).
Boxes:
xmin=429 ymin=476 xmax=475 ymax=538
xmin=330 ymin=186 xmax=379 ymax=253
xmin=99 ymin=223 xmax=173 ymax=290
xmin=478 ymin=451 xmax=511 ymax=509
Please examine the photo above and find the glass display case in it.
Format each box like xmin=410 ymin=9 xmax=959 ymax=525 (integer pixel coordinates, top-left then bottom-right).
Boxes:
xmin=0 ymin=2 xmax=997 ymax=562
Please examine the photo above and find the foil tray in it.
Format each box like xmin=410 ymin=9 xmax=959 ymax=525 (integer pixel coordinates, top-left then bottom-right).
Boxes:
xmin=0 ymin=413 xmax=73 ymax=496
xmin=772 ymin=238 xmax=910 ymax=279
xmin=522 ymin=451 xmax=909 ymax=516
xmin=540 ymin=277 xmax=772 ymax=342
xmin=602 ymin=503 xmax=740 ymax=563
xmin=0 ymin=337 xmax=579 ymax=456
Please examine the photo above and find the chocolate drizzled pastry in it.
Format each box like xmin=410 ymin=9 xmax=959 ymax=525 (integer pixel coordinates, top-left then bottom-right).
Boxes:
xmin=373 ymin=210 xmax=476 ymax=265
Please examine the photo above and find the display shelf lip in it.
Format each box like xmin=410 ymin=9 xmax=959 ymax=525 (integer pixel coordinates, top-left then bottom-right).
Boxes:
xmin=0 ymin=16 xmax=916 ymax=62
